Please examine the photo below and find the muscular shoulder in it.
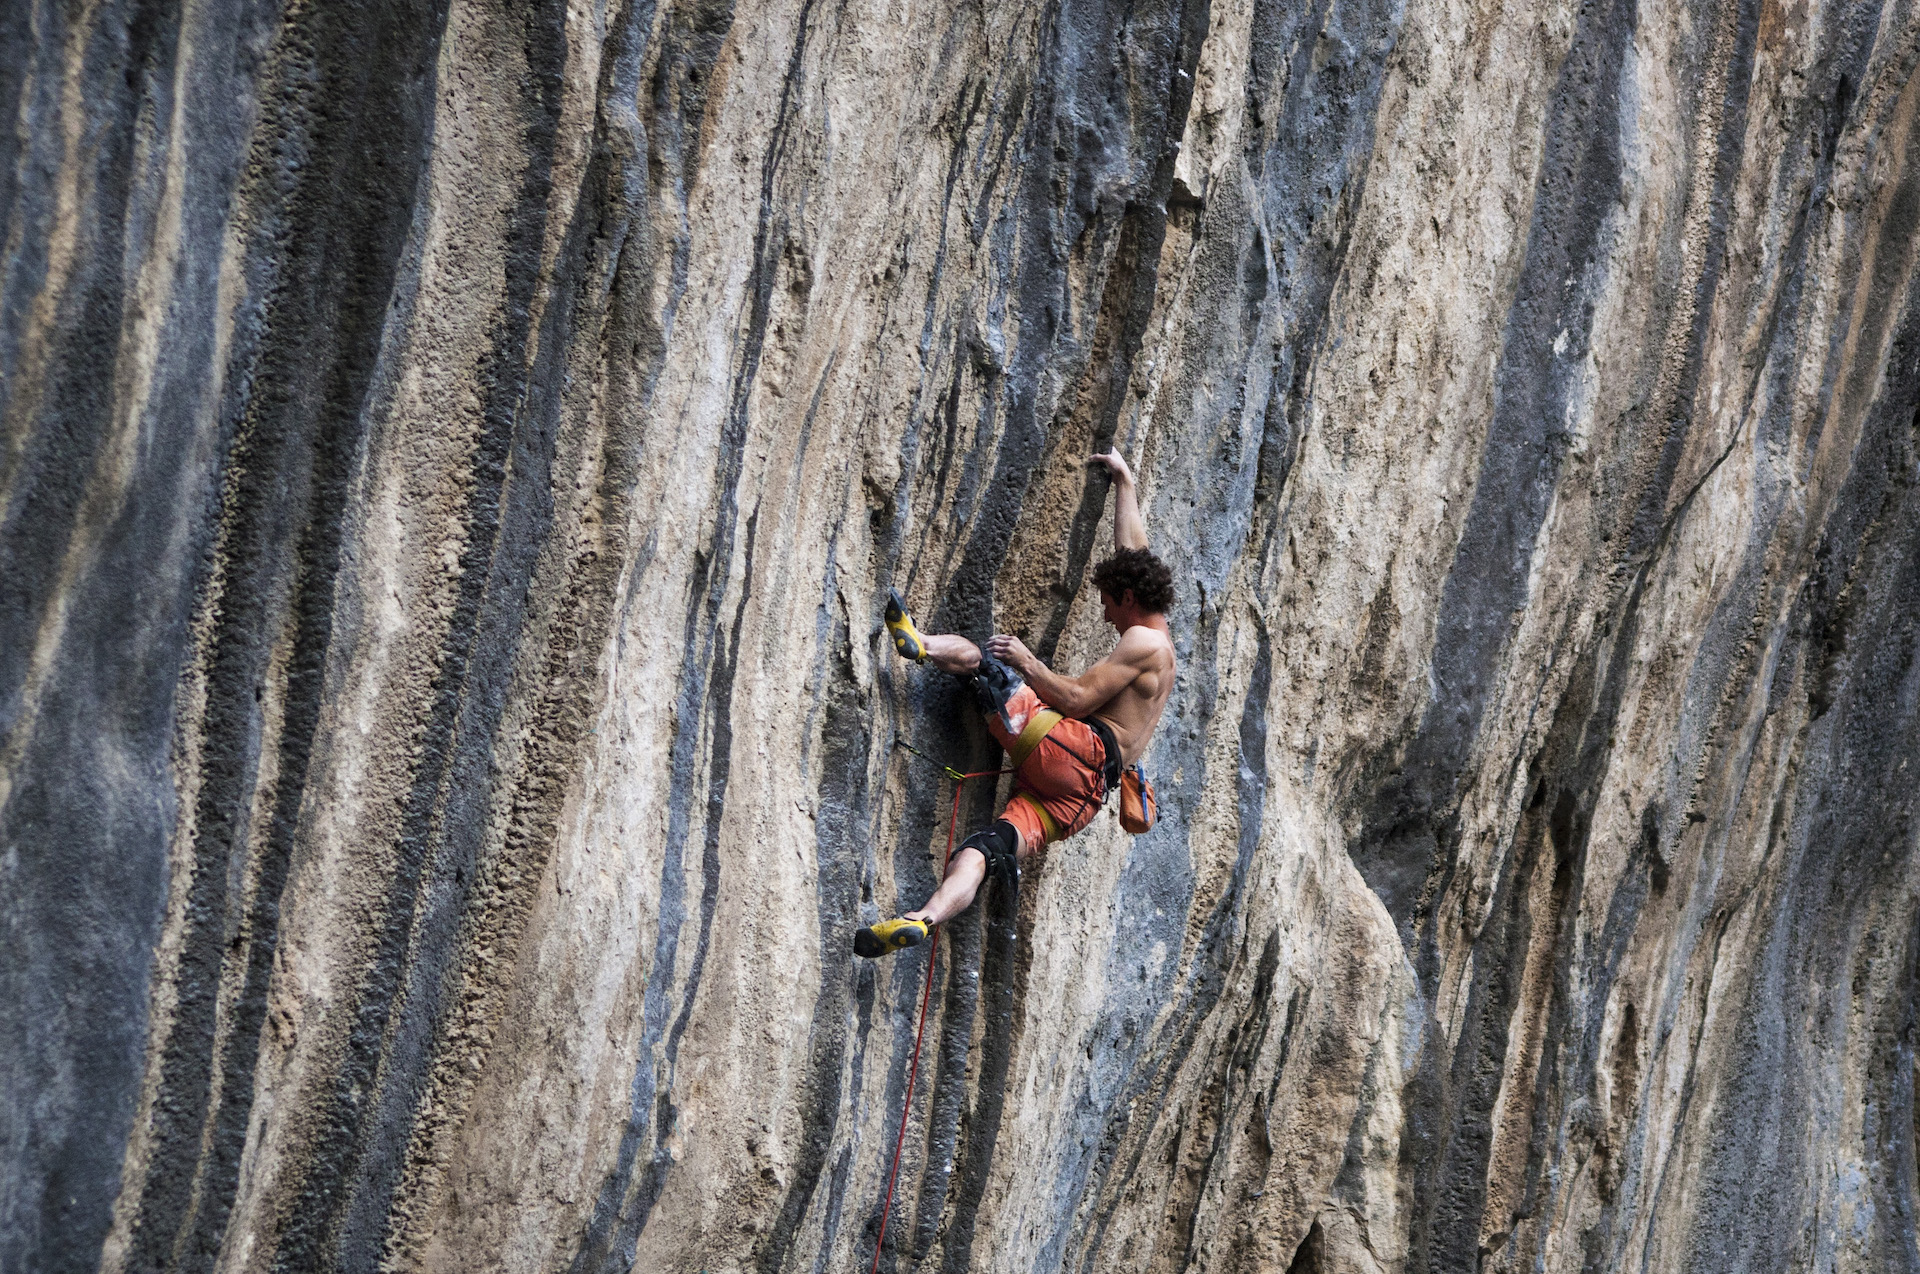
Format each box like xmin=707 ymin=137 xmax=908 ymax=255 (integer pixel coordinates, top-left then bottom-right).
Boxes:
xmin=1115 ymin=624 xmax=1175 ymax=669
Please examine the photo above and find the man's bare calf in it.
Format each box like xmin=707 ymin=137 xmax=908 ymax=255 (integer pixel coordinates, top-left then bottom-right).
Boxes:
xmin=905 ymin=841 xmax=999 ymax=926
xmin=921 ymin=633 xmax=983 ymax=676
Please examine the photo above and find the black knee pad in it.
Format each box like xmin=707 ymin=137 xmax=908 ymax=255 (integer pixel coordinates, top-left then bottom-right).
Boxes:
xmin=961 ymin=819 xmax=1021 ymax=884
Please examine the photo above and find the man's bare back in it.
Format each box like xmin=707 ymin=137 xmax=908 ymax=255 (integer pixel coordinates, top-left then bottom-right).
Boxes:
xmin=1087 ymin=624 xmax=1175 ymax=766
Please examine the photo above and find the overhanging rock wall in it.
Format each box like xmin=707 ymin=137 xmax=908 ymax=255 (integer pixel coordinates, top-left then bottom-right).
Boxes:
xmin=5 ymin=0 xmax=1920 ymax=1269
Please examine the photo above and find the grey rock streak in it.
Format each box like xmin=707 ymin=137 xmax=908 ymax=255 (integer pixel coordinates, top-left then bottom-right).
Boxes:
xmin=3 ymin=0 xmax=1919 ymax=1270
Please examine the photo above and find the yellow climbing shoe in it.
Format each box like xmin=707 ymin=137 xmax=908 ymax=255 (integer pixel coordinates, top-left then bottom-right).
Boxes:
xmin=854 ymin=916 xmax=928 ymax=959
xmin=885 ymin=589 xmax=928 ymax=663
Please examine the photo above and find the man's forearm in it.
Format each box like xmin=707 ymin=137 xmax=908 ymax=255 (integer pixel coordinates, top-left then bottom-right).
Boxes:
xmin=1022 ymin=658 xmax=1101 ymax=718
xmin=1112 ymin=477 xmax=1146 ymax=550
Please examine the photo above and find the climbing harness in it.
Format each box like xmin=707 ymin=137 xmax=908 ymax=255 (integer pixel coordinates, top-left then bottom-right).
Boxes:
xmin=1007 ymin=708 xmax=1065 ymax=768
xmin=869 ymin=742 xmax=1009 ymax=1274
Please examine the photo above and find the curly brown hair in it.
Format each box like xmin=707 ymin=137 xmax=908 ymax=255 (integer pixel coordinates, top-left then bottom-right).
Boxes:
xmin=1090 ymin=547 xmax=1175 ymax=614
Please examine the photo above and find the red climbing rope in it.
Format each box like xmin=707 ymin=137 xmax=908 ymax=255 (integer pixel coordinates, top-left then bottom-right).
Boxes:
xmin=870 ymin=760 xmax=1007 ymax=1274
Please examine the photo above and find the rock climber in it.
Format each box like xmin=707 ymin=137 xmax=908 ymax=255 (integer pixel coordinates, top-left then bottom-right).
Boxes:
xmin=855 ymin=448 xmax=1177 ymax=958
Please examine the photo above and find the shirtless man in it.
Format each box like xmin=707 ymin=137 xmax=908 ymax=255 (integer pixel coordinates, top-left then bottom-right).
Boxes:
xmin=855 ymin=449 xmax=1177 ymax=958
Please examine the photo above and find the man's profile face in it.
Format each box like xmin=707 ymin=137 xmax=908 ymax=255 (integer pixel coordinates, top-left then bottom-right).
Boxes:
xmin=1100 ymin=590 xmax=1130 ymax=630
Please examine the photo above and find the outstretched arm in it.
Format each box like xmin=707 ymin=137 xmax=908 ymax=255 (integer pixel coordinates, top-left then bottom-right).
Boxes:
xmin=986 ymin=628 xmax=1159 ymax=718
xmin=1090 ymin=449 xmax=1146 ymax=550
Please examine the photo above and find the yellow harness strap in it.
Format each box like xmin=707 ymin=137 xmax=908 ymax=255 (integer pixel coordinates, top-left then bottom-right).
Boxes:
xmin=1007 ymin=712 xmax=1067 ymax=847
xmin=1011 ymin=793 xmax=1063 ymax=845
xmin=1009 ymin=709 xmax=1064 ymax=770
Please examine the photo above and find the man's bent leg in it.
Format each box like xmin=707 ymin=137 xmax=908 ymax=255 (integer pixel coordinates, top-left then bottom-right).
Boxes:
xmin=854 ymin=814 xmax=1040 ymax=956
xmin=878 ymin=595 xmax=1029 ymax=731
xmin=906 ymin=816 xmax=1027 ymax=925
xmin=886 ymin=592 xmax=981 ymax=673
xmin=913 ymin=633 xmax=1034 ymax=736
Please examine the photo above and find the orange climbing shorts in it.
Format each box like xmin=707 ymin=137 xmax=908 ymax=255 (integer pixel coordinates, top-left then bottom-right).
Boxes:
xmin=987 ymin=686 xmax=1110 ymax=849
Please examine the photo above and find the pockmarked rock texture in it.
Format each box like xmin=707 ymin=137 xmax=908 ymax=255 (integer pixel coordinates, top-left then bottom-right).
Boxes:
xmin=6 ymin=0 xmax=1920 ymax=1268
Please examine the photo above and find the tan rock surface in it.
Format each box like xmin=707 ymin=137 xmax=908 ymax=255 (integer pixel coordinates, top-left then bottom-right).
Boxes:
xmin=4 ymin=0 xmax=1920 ymax=1270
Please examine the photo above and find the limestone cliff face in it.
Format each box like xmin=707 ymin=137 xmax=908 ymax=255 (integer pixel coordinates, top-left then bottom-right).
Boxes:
xmin=6 ymin=0 xmax=1920 ymax=1270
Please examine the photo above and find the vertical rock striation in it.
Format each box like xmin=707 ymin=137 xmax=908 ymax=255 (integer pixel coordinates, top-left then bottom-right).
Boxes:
xmin=3 ymin=0 xmax=1919 ymax=1270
